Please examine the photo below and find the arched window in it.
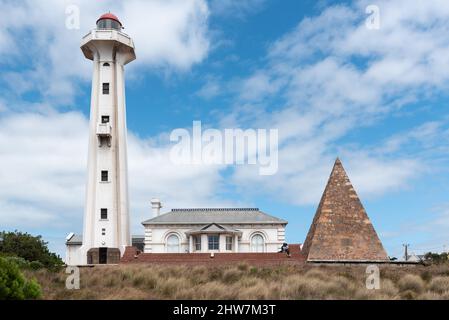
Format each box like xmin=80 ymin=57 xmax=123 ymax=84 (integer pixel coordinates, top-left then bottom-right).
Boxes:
xmin=251 ymin=234 xmax=265 ymax=253
xmin=103 ymin=62 xmax=110 ymax=67
xmin=166 ymin=234 xmax=180 ymax=253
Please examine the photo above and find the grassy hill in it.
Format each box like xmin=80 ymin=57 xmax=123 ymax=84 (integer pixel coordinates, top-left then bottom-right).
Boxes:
xmin=25 ymin=263 xmax=449 ymax=300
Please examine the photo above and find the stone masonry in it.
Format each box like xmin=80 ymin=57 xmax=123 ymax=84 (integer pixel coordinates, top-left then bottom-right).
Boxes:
xmin=301 ymin=158 xmax=389 ymax=262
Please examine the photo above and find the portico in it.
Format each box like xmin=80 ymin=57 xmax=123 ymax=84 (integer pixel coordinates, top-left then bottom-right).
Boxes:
xmin=186 ymin=223 xmax=242 ymax=253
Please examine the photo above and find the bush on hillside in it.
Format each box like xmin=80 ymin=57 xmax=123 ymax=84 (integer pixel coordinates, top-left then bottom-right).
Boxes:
xmin=0 ymin=257 xmax=41 ymax=300
xmin=424 ymin=252 xmax=449 ymax=264
xmin=0 ymin=231 xmax=63 ymax=271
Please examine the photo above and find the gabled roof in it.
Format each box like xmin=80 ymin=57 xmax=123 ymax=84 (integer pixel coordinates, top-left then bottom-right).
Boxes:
xmin=301 ymin=158 xmax=389 ymax=262
xmin=142 ymin=208 xmax=287 ymax=225
xmin=186 ymin=223 xmax=242 ymax=235
xmin=66 ymin=234 xmax=82 ymax=245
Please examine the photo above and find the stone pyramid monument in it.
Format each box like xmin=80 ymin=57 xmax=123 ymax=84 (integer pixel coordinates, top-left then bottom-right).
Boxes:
xmin=302 ymin=158 xmax=388 ymax=262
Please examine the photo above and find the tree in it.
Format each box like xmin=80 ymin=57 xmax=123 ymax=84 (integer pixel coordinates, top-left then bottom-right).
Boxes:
xmin=0 ymin=230 xmax=63 ymax=271
xmin=0 ymin=257 xmax=41 ymax=300
xmin=424 ymin=252 xmax=449 ymax=264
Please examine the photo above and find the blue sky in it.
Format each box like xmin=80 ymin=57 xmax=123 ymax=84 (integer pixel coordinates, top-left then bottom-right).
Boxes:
xmin=1 ymin=0 xmax=449 ymax=259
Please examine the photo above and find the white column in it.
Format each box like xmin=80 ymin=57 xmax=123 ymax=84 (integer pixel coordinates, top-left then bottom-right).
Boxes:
xmin=201 ymin=234 xmax=208 ymax=252
xmin=189 ymin=235 xmax=193 ymax=253
xmin=219 ymin=234 xmax=226 ymax=252
xmin=234 ymin=234 xmax=239 ymax=253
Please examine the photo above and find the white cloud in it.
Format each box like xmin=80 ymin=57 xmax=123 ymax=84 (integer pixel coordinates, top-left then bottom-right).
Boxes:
xmin=0 ymin=0 xmax=210 ymax=104
xmin=123 ymin=0 xmax=210 ymax=70
xmin=341 ymin=156 xmax=420 ymax=198
xmin=218 ymin=0 xmax=449 ymax=205
xmin=196 ymin=77 xmax=221 ymax=99
xmin=239 ymin=72 xmax=282 ymax=102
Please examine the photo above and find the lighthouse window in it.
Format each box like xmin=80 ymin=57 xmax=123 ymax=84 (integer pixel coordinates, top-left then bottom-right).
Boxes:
xmin=102 ymin=83 xmax=110 ymax=94
xmin=97 ymin=19 xmax=121 ymax=31
xmin=102 ymin=228 xmax=106 ymax=236
xmin=101 ymin=115 xmax=110 ymax=124
xmin=103 ymin=62 xmax=110 ymax=67
xmin=101 ymin=208 xmax=108 ymax=220
xmin=101 ymin=170 xmax=109 ymax=182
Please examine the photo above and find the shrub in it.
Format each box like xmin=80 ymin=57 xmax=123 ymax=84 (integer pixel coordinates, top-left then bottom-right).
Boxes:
xmin=304 ymin=268 xmax=328 ymax=281
xmin=237 ymin=263 xmax=249 ymax=272
xmin=325 ymin=276 xmax=358 ymax=299
xmin=238 ymin=281 xmax=270 ymax=299
xmin=398 ymin=274 xmax=425 ymax=294
xmin=284 ymin=275 xmax=326 ymax=299
xmin=144 ymin=275 xmax=158 ymax=290
xmin=195 ymin=281 xmax=235 ymax=300
xmin=401 ymin=290 xmax=418 ymax=300
xmin=380 ymin=279 xmax=399 ymax=298
xmin=2 ymin=256 xmax=30 ymax=269
xmin=0 ymin=231 xmax=63 ymax=271
xmin=157 ymin=278 xmax=189 ymax=297
xmin=222 ymin=269 xmax=242 ymax=284
xmin=236 ymin=276 xmax=260 ymax=288
xmin=132 ymin=275 xmax=145 ymax=287
xmin=420 ymin=271 xmax=432 ymax=282
xmin=249 ymin=267 xmax=258 ymax=275
xmin=29 ymin=261 xmax=44 ymax=270
xmin=428 ymin=277 xmax=449 ymax=294
xmin=0 ymin=257 xmax=41 ymax=300
xmin=208 ymin=268 xmax=224 ymax=281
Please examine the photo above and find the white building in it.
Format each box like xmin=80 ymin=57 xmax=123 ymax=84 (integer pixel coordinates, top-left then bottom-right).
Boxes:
xmin=142 ymin=201 xmax=287 ymax=254
xmin=66 ymin=13 xmax=135 ymax=265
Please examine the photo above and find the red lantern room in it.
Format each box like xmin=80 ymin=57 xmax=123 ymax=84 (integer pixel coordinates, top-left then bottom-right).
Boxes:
xmin=96 ymin=13 xmax=122 ymax=30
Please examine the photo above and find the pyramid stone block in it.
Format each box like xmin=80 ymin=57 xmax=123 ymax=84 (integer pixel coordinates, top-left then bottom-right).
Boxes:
xmin=302 ymin=158 xmax=388 ymax=262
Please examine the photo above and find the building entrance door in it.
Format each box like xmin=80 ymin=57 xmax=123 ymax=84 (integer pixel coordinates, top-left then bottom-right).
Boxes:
xmin=99 ymin=248 xmax=108 ymax=264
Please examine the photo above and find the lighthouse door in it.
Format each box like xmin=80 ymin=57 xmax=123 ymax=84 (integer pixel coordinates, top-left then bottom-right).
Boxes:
xmin=99 ymin=248 xmax=108 ymax=264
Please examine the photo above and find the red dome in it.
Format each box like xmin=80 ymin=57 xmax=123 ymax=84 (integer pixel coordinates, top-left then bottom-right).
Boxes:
xmin=96 ymin=13 xmax=122 ymax=26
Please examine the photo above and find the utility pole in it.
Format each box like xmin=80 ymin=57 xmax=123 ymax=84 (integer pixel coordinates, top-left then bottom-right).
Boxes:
xmin=403 ymin=244 xmax=410 ymax=261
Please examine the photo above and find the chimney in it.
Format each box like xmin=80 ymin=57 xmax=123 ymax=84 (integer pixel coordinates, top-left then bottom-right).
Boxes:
xmin=151 ymin=198 xmax=162 ymax=217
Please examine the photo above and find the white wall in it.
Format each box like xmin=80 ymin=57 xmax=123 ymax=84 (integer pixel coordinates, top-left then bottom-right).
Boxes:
xmin=143 ymin=224 xmax=286 ymax=253
xmin=65 ymin=245 xmax=82 ymax=265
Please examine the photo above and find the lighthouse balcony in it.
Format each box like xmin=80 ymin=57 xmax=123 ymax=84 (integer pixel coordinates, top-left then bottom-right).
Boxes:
xmin=97 ymin=123 xmax=112 ymax=147
xmin=97 ymin=123 xmax=112 ymax=137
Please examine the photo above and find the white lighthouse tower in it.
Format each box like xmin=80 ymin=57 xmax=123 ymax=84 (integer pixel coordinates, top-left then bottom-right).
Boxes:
xmin=72 ymin=13 xmax=136 ymax=265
